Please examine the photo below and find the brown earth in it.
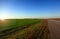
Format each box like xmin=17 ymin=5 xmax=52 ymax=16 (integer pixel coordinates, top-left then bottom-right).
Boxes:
xmin=48 ymin=18 xmax=60 ymax=21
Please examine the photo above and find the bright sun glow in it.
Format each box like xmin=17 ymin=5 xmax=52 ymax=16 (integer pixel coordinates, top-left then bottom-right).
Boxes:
xmin=0 ymin=14 xmax=8 ymax=21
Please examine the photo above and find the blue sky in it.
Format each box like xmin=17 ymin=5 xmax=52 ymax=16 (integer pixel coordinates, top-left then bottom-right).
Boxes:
xmin=0 ymin=0 xmax=60 ymax=18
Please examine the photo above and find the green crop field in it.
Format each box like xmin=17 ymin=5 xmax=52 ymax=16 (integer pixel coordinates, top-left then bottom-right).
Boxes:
xmin=0 ymin=19 xmax=40 ymax=31
xmin=0 ymin=19 xmax=49 ymax=39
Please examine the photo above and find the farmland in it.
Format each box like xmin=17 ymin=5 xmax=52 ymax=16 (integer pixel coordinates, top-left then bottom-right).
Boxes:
xmin=0 ymin=19 xmax=49 ymax=39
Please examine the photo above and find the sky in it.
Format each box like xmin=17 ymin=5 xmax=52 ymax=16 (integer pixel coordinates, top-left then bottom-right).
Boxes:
xmin=0 ymin=0 xmax=60 ymax=19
